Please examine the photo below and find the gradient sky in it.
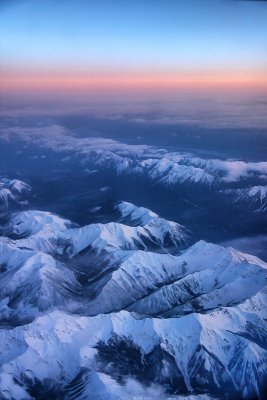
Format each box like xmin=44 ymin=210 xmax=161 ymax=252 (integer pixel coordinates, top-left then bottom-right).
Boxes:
xmin=1 ymin=0 xmax=267 ymax=94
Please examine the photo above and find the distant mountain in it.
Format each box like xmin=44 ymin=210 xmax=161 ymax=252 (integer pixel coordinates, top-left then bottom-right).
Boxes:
xmin=223 ymin=185 xmax=267 ymax=213
xmin=81 ymin=148 xmax=267 ymax=191
xmin=3 ymin=127 xmax=267 ymax=188
xmin=83 ymin=151 xmax=218 ymax=187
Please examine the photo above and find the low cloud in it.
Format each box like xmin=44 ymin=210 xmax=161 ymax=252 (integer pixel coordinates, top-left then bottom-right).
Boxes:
xmin=120 ymin=378 xmax=168 ymax=399
xmin=2 ymin=94 xmax=267 ymax=129
xmin=222 ymin=160 xmax=267 ymax=182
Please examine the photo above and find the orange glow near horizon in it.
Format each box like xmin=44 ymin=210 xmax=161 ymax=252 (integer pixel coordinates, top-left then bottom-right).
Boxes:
xmin=1 ymin=70 xmax=267 ymax=94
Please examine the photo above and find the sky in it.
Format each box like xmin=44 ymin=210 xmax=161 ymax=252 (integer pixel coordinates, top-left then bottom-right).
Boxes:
xmin=0 ymin=0 xmax=267 ymax=97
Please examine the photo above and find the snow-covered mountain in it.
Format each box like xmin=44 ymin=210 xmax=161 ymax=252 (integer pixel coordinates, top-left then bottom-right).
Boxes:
xmin=3 ymin=126 xmax=267 ymax=188
xmin=115 ymin=201 xmax=159 ymax=225
xmin=82 ymin=240 xmax=267 ymax=317
xmin=0 ymin=192 xmax=266 ymax=399
xmin=0 ymin=178 xmax=31 ymax=209
xmin=81 ymin=148 xmax=267 ymax=190
xmin=3 ymin=202 xmax=192 ymax=256
xmin=1 ymin=299 xmax=266 ymax=400
xmin=0 ymin=241 xmax=79 ymax=324
xmin=82 ymin=151 xmax=218 ymax=187
xmin=223 ymin=185 xmax=267 ymax=213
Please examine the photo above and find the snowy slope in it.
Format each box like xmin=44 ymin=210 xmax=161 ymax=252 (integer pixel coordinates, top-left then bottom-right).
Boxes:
xmin=224 ymin=185 xmax=267 ymax=213
xmin=2 ymin=128 xmax=267 ymax=188
xmin=82 ymin=148 xmax=267 ymax=188
xmin=0 ymin=241 xmax=80 ymax=323
xmin=87 ymin=241 xmax=267 ymax=316
xmin=3 ymin=204 xmax=193 ymax=256
xmin=0 ymin=194 xmax=266 ymax=399
xmin=0 ymin=177 xmax=31 ymax=209
xmin=115 ymin=201 xmax=159 ymax=225
xmin=0 ymin=301 xmax=266 ymax=399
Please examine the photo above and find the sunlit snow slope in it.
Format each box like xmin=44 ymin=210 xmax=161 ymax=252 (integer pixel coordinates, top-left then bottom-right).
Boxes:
xmin=0 ymin=182 xmax=266 ymax=400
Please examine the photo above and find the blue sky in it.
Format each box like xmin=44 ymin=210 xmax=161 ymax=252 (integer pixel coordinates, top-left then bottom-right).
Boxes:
xmin=1 ymin=0 xmax=267 ymax=100
xmin=1 ymin=0 xmax=267 ymax=73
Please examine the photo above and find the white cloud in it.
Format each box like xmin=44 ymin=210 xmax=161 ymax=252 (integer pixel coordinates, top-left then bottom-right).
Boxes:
xmin=222 ymin=160 xmax=267 ymax=182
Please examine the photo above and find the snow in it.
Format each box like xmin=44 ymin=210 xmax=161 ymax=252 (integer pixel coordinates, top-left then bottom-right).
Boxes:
xmin=0 ymin=193 xmax=266 ymax=399
xmin=223 ymin=185 xmax=267 ymax=212
xmin=0 ymin=177 xmax=31 ymax=208
xmin=3 ymin=204 xmax=192 ymax=256
xmin=2 ymin=126 xmax=267 ymax=187
xmin=89 ymin=205 xmax=102 ymax=212
xmin=116 ymin=201 xmax=158 ymax=225
xmin=0 ymin=302 xmax=266 ymax=398
xmin=7 ymin=210 xmax=72 ymax=236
